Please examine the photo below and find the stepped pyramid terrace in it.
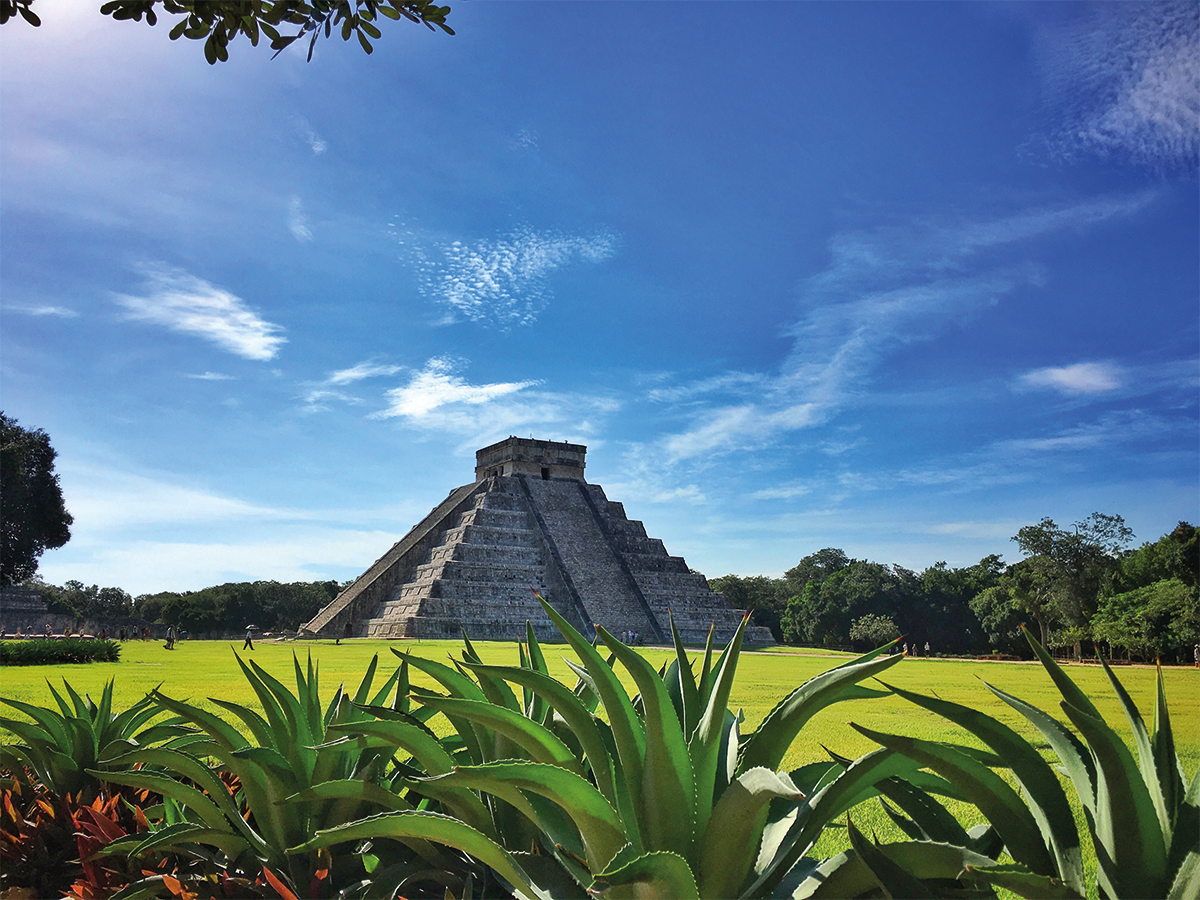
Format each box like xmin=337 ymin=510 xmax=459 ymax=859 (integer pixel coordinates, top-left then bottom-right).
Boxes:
xmin=303 ymin=437 xmax=773 ymax=645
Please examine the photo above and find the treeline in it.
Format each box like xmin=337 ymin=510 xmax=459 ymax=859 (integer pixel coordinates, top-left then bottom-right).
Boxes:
xmin=134 ymin=581 xmax=342 ymax=637
xmin=30 ymin=579 xmax=343 ymax=638
xmin=711 ymin=515 xmax=1199 ymax=664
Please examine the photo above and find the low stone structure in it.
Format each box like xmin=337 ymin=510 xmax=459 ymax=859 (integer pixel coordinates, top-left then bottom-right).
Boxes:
xmin=303 ymin=437 xmax=773 ymax=644
xmin=0 ymin=587 xmax=73 ymax=636
xmin=0 ymin=586 xmax=156 ymax=638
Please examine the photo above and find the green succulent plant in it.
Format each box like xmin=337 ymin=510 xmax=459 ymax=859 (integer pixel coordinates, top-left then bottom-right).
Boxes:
xmin=95 ymin=651 xmax=463 ymax=897
xmin=0 ymin=678 xmax=191 ymax=801
xmin=296 ymin=596 xmax=916 ymax=899
xmin=812 ymin=628 xmax=1200 ymax=899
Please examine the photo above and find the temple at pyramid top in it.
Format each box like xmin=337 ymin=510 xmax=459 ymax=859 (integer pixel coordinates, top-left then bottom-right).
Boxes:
xmin=303 ymin=438 xmax=773 ymax=645
xmin=475 ymin=437 xmax=587 ymax=483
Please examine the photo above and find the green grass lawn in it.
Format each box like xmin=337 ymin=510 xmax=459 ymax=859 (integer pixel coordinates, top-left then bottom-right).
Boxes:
xmin=3 ymin=636 xmax=1197 ymax=896
xmin=7 ymin=637 xmax=1190 ymax=764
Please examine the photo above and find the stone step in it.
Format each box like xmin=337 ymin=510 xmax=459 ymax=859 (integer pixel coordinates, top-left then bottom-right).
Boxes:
xmin=424 ymin=544 xmax=542 ymax=568
xmin=458 ymin=507 xmax=530 ymax=527
xmin=439 ymin=524 xmax=538 ymax=547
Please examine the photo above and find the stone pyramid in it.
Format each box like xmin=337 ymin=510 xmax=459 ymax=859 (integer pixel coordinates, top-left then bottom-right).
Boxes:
xmin=302 ymin=437 xmax=773 ymax=645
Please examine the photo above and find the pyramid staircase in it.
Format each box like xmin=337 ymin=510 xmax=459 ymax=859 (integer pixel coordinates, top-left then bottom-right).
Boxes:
xmin=304 ymin=437 xmax=773 ymax=645
xmin=363 ymin=481 xmax=567 ymax=641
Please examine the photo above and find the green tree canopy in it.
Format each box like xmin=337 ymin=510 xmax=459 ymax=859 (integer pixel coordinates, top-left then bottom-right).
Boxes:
xmin=1007 ymin=513 xmax=1133 ymax=647
xmin=1 ymin=413 xmax=73 ymax=585
xmin=1092 ymin=579 xmax=1198 ymax=663
xmin=708 ymin=573 xmax=788 ymax=641
xmin=848 ymin=613 xmax=900 ymax=650
xmin=1 ymin=1 xmax=454 ymax=64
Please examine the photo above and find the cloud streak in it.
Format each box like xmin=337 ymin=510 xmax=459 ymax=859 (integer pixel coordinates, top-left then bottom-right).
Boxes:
xmin=5 ymin=305 xmax=79 ymax=317
xmin=658 ymin=195 xmax=1152 ymax=461
xmin=1034 ymin=2 xmax=1199 ymax=168
xmin=184 ymin=371 xmax=236 ymax=381
xmin=375 ymin=356 xmax=538 ymax=418
xmin=288 ymin=196 xmax=313 ymax=242
xmin=365 ymin=356 xmax=617 ymax=452
xmin=327 ymin=361 xmax=403 ymax=386
xmin=1017 ymin=361 xmax=1123 ymax=395
xmin=115 ymin=264 xmax=286 ymax=361
xmin=414 ymin=226 xmax=618 ymax=327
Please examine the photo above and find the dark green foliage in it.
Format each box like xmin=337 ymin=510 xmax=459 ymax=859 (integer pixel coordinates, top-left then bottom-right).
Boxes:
xmin=0 ymin=412 xmax=72 ymax=586
xmin=2 ymin=1 xmax=455 ymax=63
xmin=709 ymin=574 xmax=790 ymax=641
xmin=746 ymin=518 xmax=1192 ymax=661
xmin=0 ymin=677 xmax=189 ymax=801
xmin=301 ymin=602 xmax=908 ymax=899
xmin=1093 ymin=579 xmax=1198 ymax=663
xmin=97 ymin=651 xmax=467 ymax=898
xmin=777 ymin=553 xmax=1000 ymax=653
xmin=829 ymin=629 xmax=1200 ymax=900
xmin=0 ymin=638 xmax=120 ymax=666
xmin=133 ymin=579 xmax=341 ymax=636
xmin=1006 ymin=513 xmax=1134 ymax=646
xmin=848 ymin=613 xmax=901 ymax=649
xmin=970 ymin=584 xmax=1027 ymax=655
xmin=37 ymin=580 xmax=133 ymax=620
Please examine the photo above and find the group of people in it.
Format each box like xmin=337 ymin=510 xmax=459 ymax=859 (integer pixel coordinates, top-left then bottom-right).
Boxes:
xmin=112 ymin=626 xmax=146 ymax=641
xmin=0 ymin=623 xmax=152 ymax=640
xmin=900 ymin=641 xmax=931 ymax=657
xmin=620 ymin=629 xmax=643 ymax=645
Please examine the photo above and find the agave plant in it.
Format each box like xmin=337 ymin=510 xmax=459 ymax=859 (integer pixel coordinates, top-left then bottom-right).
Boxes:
xmin=0 ymin=679 xmax=192 ymax=801
xmin=815 ymin=628 xmax=1200 ymax=899
xmin=95 ymin=651 xmax=462 ymax=898
xmin=296 ymin=596 xmax=919 ymax=898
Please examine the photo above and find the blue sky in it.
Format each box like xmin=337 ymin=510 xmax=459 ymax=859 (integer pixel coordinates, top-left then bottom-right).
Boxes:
xmin=2 ymin=1 xmax=1196 ymax=595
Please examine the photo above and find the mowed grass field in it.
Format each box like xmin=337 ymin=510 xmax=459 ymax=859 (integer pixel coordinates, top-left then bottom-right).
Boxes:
xmin=3 ymin=637 xmax=1197 ymax=893
xmin=3 ymin=638 xmax=1195 ymax=767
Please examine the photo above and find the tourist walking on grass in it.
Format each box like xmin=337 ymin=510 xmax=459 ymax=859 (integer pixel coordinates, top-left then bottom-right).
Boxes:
xmin=244 ymin=628 xmax=254 ymax=650
xmin=165 ymin=625 xmax=175 ymax=650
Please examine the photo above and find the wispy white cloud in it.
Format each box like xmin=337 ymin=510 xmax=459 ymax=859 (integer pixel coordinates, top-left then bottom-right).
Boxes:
xmin=114 ymin=264 xmax=286 ymax=361
xmin=646 ymin=371 xmax=765 ymax=403
xmin=992 ymin=412 xmax=1170 ymax=455
xmin=184 ymin=371 xmax=235 ymax=381
xmin=299 ymin=360 xmax=404 ymax=411
xmin=414 ymin=226 xmax=618 ymax=327
xmin=367 ymin=356 xmax=617 ymax=451
xmin=288 ymin=196 xmax=313 ymax=242
xmin=327 ymin=361 xmax=403 ymax=386
xmin=600 ymin=444 xmax=708 ymax=505
xmin=663 ymin=402 xmax=822 ymax=460
xmin=511 ymin=128 xmax=539 ymax=150
xmin=300 ymin=388 xmax=367 ymax=413
xmin=819 ymin=437 xmax=865 ymax=456
xmin=295 ymin=116 xmax=327 ymax=155
xmin=749 ymin=482 xmax=812 ymax=500
xmin=5 ymin=305 xmax=80 ymax=318
xmin=1017 ymin=361 xmax=1123 ymax=395
xmin=59 ymin=461 xmax=287 ymax=530
xmin=375 ymin=356 xmax=538 ymax=418
xmin=1033 ymin=2 xmax=1199 ymax=168
xmin=658 ymin=195 xmax=1152 ymax=461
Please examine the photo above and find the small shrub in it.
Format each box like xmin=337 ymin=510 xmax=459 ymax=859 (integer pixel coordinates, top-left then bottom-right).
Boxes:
xmin=0 ymin=638 xmax=120 ymax=666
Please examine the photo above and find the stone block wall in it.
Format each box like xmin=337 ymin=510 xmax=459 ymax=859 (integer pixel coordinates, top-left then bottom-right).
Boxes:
xmin=305 ymin=456 xmax=774 ymax=645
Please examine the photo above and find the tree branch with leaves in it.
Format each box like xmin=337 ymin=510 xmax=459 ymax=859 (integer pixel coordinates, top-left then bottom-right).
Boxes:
xmin=0 ymin=1 xmax=455 ymax=64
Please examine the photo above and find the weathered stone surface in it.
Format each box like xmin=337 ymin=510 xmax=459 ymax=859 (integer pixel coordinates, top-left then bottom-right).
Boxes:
xmin=303 ymin=439 xmax=773 ymax=645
